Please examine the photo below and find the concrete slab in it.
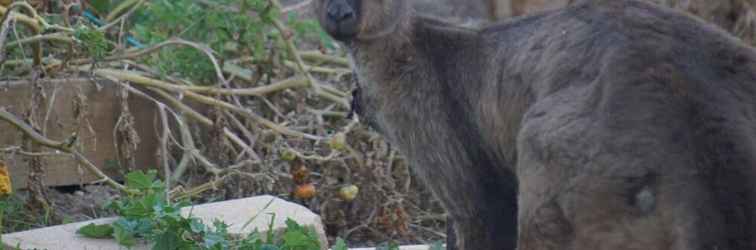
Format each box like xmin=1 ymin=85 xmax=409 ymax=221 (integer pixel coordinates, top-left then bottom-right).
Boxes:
xmin=2 ymin=195 xmax=327 ymax=250
xmin=182 ymin=195 xmax=328 ymax=248
xmin=1 ymin=217 xmax=132 ymax=250
xmin=347 ymin=245 xmax=436 ymax=250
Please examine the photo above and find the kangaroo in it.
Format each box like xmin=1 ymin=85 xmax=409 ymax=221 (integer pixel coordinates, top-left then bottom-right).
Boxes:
xmin=315 ymin=0 xmax=756 ymax=249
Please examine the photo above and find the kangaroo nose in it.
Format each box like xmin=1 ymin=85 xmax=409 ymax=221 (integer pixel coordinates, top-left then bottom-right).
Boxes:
xmin=327 ymin=1 xmax=355 ymax=22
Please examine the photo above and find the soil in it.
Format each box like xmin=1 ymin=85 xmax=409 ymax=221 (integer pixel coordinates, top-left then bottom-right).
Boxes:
xmin=47 ymin=185 xmax=119 ymax=222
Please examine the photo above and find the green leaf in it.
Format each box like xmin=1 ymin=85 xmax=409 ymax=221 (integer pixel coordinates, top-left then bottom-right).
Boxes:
xmin=76 ymin=223 xmax=114 ymax=239
xmin=74 ymin=26 xmax=111 ymax=60
xmin=280 ymin=218 xmax=320 ymax=250
xmin=90 ymin=0 xmax=112 ymax=14
xmin=237 ymin=230 xmax=263 ymax=250
xmin=152 ymin=230 xmax=183 ymax=250
xmin=118 ymin=193 xmax=161 ymax=218
xmin=332 ymin=238 xmax=348 ymax=250
xmin=113 ymin=221 xmax=137 ymax=247
xmin=284 ymin=218 xmax=303 ymax=232
xmin=132 ymin=218 xmax=156 ymax=236
xmin=203 ymin=231 xmax=228 ymax=249
xmin=189 ymin=218 xmax=206 ymax=233
xmin=266 ymin=213 xmax=276 ymax=243
xmin=212 ymin=219 xmax=229 ymax=234
xmin=125 ymin=170 xmax=158 ymax=190
xmin=281 ymin=230 xmax=309 ymax=246
xmin=376 ymin=242 xmax=400 ymax=250
xmin=261 ymin=244 xmax=280 ymax=250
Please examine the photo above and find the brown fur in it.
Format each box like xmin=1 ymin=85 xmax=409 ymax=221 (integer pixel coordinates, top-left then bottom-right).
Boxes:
xmin=486 ymin=0 xmax=756 ymax=46
xmin=316 ymin=0 xmax=756 ymax=249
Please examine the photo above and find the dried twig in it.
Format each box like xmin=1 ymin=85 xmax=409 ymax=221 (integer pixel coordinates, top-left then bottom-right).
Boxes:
xmin=268 ymin=0 xmax=349 ymax=107
xmin=0 ymin=2 xmax=43 ymax=65
xmin=92 ymin=68 xmax=309 ymax=96
xmin=158 ymin=104 xmax=172 ymax=196
xmin=281 ymin=0 xmax=312 ymax=14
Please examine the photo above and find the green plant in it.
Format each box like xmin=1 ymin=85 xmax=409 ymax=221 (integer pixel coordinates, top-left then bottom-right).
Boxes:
xmin=0 ymin=194 xmax=46 ymax=234
xmin=126 ymin=0 xmax=329 ymax=83
xmin=77 ymin=170 xmax=325 ymax=250
xmin=375 ymin=241 xmax=400 ymax=250
xmin=331 ymin=238 xmax=348 ymax=250
xmin=74 ymin=26 xmax=111 ymax=60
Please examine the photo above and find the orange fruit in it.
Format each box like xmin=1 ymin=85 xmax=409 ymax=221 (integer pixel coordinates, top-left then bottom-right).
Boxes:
xmin=294 ymin=183 xmax=316 ymax=199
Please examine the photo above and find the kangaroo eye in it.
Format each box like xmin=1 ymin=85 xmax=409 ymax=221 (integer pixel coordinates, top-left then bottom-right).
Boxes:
xmin=632 ymin=186 xmax=656 ymax=214
xmin=621 ymin=173 xmax=658 ymax=215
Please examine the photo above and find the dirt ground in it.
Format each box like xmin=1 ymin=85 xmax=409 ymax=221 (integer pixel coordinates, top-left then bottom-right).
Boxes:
xmin=47 ymin=185 xmax=119 ymax=223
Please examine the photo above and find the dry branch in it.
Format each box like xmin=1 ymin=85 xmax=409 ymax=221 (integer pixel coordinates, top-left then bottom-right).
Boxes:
xmin=269 ymin=0 xmax=350 ymax=107
xmin=91 ymin=68 xmax=310 ymax=96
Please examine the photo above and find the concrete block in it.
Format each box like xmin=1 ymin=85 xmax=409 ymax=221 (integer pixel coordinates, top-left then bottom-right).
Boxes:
xmin=1 ymin=217 xmax=128 ymax=250
xmin=347 ymin=245 xmax=436 ymax=250
xmin=182 ymin=195 xmax=328 ymax=249
xmin=2 ymin=195 xmax=327 ymax=250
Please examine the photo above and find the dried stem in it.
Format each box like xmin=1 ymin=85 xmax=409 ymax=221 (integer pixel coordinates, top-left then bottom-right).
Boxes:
xmin=92 ymin=68 xmax=309 ymax=96
xmin=268 ymin=0 xmax=349 ymax=107
xmin=0 ymin=2 xmax=43 ymax=65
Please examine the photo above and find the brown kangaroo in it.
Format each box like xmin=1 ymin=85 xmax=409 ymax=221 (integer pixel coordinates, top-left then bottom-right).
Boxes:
xmin=315 ymin=0 xmax=756 ymax=249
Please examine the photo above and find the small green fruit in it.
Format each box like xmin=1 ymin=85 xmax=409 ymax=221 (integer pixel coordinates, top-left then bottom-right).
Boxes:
xmin=339 ymin=185 xmax=359 ymax=202
xmin=280 ymin=149 xmax=297 ymax=161
xmin=329 ymin=133 xmax=348 ymax=151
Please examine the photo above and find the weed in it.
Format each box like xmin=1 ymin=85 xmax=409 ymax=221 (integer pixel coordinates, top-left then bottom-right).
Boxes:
xmin=77 ymin=170 xmax=330 ymax=250
xmin=0 ymin=195 xmax=45 ymax=234
xmin=127 ymin=0 xmax=329 ymax=83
